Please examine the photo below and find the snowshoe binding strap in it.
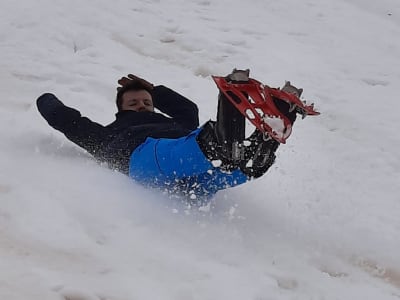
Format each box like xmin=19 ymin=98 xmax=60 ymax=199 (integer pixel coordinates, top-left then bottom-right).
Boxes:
xmin=212 ymin=75 xmax=320 ymax=144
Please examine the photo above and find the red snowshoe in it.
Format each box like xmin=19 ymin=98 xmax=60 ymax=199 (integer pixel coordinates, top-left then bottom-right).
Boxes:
xmin=212 ymin=72 xmax=320 ymax=143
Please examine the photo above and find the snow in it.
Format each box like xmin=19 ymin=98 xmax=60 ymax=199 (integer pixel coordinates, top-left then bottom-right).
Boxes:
xmin=1 ymin=0 xmax=400 ymax=299
xmin=263 ymin=115 xmax=289 ymax=142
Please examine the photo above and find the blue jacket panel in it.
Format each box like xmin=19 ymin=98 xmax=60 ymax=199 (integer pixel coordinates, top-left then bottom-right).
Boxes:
xmin=129 ymin=128 xmax=248 ymax=198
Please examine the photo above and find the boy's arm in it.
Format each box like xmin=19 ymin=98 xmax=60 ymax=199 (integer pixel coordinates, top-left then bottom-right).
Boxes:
xmin=37 ymin=93 xmax=110 ymax=157
xmin=152 ymin=85 xmax=199 ymax=130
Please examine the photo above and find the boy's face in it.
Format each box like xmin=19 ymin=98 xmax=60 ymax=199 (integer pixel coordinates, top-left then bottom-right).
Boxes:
xmin=121 ymin=90 xmax=154 ymax=112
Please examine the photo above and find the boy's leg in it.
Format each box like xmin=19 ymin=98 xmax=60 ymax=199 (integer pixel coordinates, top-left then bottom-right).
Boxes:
xmin=215 ymin=90 xmax=245 ymax=162
xmin=198 ymin=73 xmax=303 ymax=180
xmin=239 ymin=82 xmax=303 ymax=178
xmin=240 ymin=130 xmax=280 ymax=178
xmin=197 ymin=69 xmax=249 ymax=169
xmin=215 ymin=69 xmax=250 ymax=161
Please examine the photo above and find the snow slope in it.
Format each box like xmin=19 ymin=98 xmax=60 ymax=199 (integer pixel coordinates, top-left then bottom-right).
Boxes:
xmin=1 ymin=0 xmax=400 ymax=299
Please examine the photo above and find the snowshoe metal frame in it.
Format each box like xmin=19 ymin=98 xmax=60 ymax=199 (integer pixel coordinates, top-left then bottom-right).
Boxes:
xmin=212 ymin=76 xmax=320 ymax=143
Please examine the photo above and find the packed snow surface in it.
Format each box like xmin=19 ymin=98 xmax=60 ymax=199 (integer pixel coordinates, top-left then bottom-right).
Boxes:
xmin=1 ymin=0 xmax=400 ymax=299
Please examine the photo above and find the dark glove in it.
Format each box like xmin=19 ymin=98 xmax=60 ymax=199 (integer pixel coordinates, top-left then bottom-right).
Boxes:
xmin=117 ymin=74 xmax=154 ymax=91
xmin=36 ymin=93 xmax=65 ymax=119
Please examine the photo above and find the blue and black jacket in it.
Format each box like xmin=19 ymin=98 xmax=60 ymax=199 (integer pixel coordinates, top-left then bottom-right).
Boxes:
xmin=36 ymin=85 xmax=199 ymax=174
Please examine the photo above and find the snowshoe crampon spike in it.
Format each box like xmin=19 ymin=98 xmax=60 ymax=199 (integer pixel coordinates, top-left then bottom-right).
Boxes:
xmin=212 ymin=76 xmax=320 ymax=143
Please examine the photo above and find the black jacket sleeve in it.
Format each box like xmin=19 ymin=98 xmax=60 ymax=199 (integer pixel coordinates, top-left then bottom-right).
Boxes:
xmin=152 ymin=85 xmax=199 ymax=130
xmin=36 ymin=93 xmax=110 ymax=157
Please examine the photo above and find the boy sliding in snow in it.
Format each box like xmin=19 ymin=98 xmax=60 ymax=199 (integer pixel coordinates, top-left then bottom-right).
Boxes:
xmin=37 ymin=69 xmax=317 ymax=200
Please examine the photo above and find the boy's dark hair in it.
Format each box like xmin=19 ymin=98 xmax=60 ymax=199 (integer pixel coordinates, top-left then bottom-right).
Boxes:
xmin=116 ymin=80 xmax=154 ymax=111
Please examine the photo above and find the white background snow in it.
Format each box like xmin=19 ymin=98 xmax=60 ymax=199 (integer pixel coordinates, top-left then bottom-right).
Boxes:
xmin=1 ymin=0 xmax=400 ymax=299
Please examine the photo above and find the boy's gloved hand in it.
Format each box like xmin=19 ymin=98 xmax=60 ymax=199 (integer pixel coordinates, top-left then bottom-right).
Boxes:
xmin=117 ymin=74 xmax=154 ymax=91
xmin=36 ymin=93 xmax=64 ymax=118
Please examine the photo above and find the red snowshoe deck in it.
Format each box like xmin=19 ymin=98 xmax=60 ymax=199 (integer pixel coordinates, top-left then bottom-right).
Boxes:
xmin=212 ymin=76 xmax=320 ymax=143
